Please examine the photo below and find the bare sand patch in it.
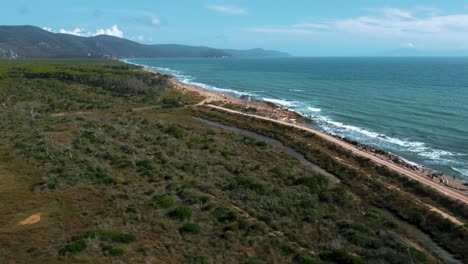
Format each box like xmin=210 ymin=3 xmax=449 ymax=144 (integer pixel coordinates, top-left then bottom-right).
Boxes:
xmin=19 ymin=213 xmax=41 ymax=225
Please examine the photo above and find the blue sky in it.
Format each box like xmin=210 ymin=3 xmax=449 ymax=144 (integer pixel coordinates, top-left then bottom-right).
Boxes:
xmin=3 ymin=0 xmax=468 ymax=56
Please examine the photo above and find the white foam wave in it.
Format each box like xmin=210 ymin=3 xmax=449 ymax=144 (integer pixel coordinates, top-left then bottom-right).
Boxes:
xmin=183 ymin=80 xmax=253 ymax=96
xmin=289 ymin=89 xmax=304 ymax=92
xmin=263 ymin=98 xmax=297 ymax=107
xmin=307 ymin=107 xmax=321 ymax=112
xmin=400 ymin=158 xmax=422 ymax=168
xmin=452 ymin=167 xmax=468 ymax=177
xmin=419 ymin=150 xmax=460 ymax=160
xmin=315 ymin=115 xmax=465 ymax=165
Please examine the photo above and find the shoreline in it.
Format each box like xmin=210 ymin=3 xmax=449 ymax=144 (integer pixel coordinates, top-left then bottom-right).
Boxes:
xmin=137 ymin=63 xmax=468 ymax=202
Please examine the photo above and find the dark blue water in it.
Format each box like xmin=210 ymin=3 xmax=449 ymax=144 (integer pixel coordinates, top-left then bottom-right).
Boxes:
xmin=125 ymin=57 xmax=468 ymax=180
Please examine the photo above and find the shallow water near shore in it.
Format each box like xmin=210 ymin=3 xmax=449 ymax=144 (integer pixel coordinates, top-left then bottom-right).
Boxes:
xmin=126 ymin=57 xmax=468 ymax=180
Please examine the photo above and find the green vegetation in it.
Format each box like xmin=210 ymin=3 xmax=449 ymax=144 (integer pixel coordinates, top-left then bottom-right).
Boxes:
xmin=0 ymin=59 xmax=465 ymax=263
xmin=179 ymin=223 xmax=201 ymax=235
xmin=168 ymin=205 xmax=193 ymax=221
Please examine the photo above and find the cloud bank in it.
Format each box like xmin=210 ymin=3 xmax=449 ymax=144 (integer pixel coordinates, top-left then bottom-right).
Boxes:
xmin=44 ymin=25 xmax=124 ymax=38
xmin=245 ymin=7 xmax=468 ymax=42
xmin=207 ymin=5 xmax=246 ymax=15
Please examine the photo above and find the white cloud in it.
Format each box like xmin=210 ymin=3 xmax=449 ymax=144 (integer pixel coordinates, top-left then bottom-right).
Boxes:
xmin=406 ymin=42 xmax=415 ymax=48
xmin=245 ymin=26 xmax=318 ymax=35
xmin=245 ymin=7 xmax=468 ymax=46
xmin=245 ymin=22 xmax=328 ymax=35
xmin=291 ymin=23 xmax=330 ymax=30
xmin=333 ymin=12 xmax=468 ymax=36
xmin=151 ymin=18 xmax=161 ymax=26
xmin=375 ymin=7 xmax=414 ymax=19
xmin=94 ymin=25 xmax=124 ymax=38
xmin=42 ymin=27 xmax=54 ymax=32
xmin=59 ymin=28 xmax=86 ymax=36
xmin=207 ymin=5 xmax=246 ymax=15
xmin=50 ymin=25 xmax=124 ymax=38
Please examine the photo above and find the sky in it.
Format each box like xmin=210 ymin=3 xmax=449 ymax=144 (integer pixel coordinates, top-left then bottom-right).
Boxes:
xmin=3 ymin=0 xmax=468 ymax=56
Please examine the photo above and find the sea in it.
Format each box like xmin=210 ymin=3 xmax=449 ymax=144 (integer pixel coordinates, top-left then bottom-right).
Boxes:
xmin=124 ymin=57 xmax=468 ymax=180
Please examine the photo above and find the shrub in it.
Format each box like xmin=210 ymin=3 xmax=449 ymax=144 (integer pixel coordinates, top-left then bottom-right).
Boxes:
xmin=92 ymin=167 xmax=113 ymax=185
xmin=168 ymin=205 xmax=192 ymax=221
xmin=279 ymin=244 xmax=295 ymax=255
xmin=293 ymin=254 xmax=317 ymax=264
xmin=109 ymin=247 xmax=125 ymax=256
xmin=136 ymin=160 xmax=154 ymax=171
xmin=152 ymin=194 xmax=176 ymax=208
xmin=163 ymin=123 xmax=186 ymax=139
xmin=126 ymin=204 xmax=138 ymax=213
xmin=179 ymin=223 xmax=201 ymax=235
xmin=59 ymin=239 xmax=87 ymax=255
xmin=76 ymin=229 xmax=136 ymax=243
xmin=319 ymin=249 xmax=365 ymax=264
xmin=162 ymin=97 xmax=181 ymax=108
xmin=212 ymin=206 xmax=238 ymax=222
xmin=295 ymin=174 xmax=328 ymax=191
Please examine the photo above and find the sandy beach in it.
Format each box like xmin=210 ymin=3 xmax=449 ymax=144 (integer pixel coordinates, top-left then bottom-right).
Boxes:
xmin=143 ymin=67 xmax=468 ymax=204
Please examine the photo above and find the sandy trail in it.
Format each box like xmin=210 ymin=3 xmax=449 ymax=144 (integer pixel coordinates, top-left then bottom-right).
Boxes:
xmin=19 ymin=213 xmax=41 ymax=225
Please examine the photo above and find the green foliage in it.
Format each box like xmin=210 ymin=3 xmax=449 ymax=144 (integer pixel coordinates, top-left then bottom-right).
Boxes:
xmin=319 ymin=249 xmax=365 ymax=264
xmin=73 ymin=229 xmax=136 ymax=244
xmin=153 ymin=194 xmax=176 ymax=208
xmin=163 ymin=123 xmax=186 ymax=139
xmin=242 ymin=258 xmax=261 ymax=264
xmin=168 ymin=205 xmax=193 ymax=221
xmin=295 ymin=174 xmax=328 ymax=191
xmin=279 ymin=245 xmax=295 ymax=255
xmin=109 ymin=247 xmax=125 ymax=256
xmin=59 ymin=239 xmax=87 ymax=256
xmin=179 ymin=223 xmax=201 ymax=235
xmin=162 ymin=97 xmax=181 ymax=108
xmin=294 ymin=254 xmax=318 ymax=264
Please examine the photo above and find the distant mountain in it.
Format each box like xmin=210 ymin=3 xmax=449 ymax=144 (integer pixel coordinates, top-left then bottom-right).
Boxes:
xmin=0 ymin=25 xmax=291 ymax=59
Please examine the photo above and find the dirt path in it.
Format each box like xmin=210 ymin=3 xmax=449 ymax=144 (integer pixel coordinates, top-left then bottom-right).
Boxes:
xmin=51 ymin=111 xmax=93 ymax=117
xmin=19 ymin=213 xmax=41 ymax=225
xmin=204 ymin=104 xmax=468 ymax=206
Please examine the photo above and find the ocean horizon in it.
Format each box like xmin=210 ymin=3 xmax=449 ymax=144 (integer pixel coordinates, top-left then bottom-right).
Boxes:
xmin=125 ymin=57 xmax=468 ymax=181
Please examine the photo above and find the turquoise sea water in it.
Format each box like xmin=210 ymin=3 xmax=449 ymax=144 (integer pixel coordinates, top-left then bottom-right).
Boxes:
xmin=125 ymin=57 xmax=468 ymax=180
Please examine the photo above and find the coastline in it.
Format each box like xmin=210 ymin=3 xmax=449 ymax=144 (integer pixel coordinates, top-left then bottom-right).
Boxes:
xmin=136 ymin=63 xmax=468 ymax=203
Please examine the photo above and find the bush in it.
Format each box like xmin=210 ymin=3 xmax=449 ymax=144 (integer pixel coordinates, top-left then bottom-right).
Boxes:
xmin=75 ymin=229 xmax=136 ymax=243
xmin=92 ymin=167 xmax=113 ymax=185
xmin=109 ymin=247 xmax=125 ymax=256
xmin=295 ymin=174 xmax=328 ymax=191
xmin=163 ymin=123 xmax=186 ymax=139
xmin=279 ymin=245 xmax=295 ymax=255
xmin=59 ymin=239 xmax=87 ymax=255
xmin=293 ymin=254 xmax=317 ymax=264
xmin=153 ymin=194 xmax=176 ymax=208
xmin=162 ymin=97 xmax=181 ymax=108
xmin=168 ymin=205 xmax=192 ymax=221
xmin=319 ymin=249 xmax=365 ymax=264
xmin=179 ymin=223 xmax=201 ymax=235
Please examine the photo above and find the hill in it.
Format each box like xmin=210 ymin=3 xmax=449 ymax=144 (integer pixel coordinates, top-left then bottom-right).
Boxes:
xmin=0 ymin=25 xmax=291 ymax=59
